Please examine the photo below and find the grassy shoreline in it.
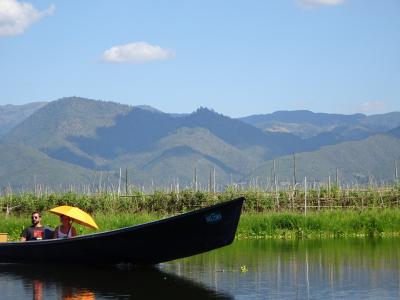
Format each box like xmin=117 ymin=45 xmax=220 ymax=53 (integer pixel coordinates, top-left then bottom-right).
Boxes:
xmin=1 ymin=187 xmax=400 ymax=241
xmin=2 ymin=209 xmax=400 ymax=241
xmin=237 ymin=209 xmax=400 ymax=239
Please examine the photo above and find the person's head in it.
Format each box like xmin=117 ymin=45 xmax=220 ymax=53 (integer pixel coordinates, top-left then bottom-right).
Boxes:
xmin=60 ymin=215 xmax=71 ymax=225
xmin=31 ymin=212 xmax=42 ymax=227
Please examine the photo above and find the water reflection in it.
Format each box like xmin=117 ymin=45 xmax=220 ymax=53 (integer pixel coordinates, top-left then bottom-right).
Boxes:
xmin=33 ymin=280 xmax=43 ymax=300
xmin=1 ymin=239 xmax=400 ymax=299
xmin=0 ymin=263 xmax=232 ymax=299
xmin=162 ymin=238 xmax=400 ymax=299
xmin=32 ymin=278 xmax=94 ymax=300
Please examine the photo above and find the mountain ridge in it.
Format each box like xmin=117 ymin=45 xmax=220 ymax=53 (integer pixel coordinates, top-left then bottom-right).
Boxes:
xmin=1 ymin=97 xmax=399 ymax=189
xmin=240 ymin=110 xmax=400 ymax=139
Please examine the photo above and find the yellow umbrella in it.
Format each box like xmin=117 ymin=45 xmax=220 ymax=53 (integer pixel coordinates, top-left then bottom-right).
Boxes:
xmin=49 ymin=206 xmax=99 ymax=230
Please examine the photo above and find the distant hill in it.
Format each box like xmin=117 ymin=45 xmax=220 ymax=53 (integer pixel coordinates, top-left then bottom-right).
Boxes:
xmin=2 ymin=98 xmax=307 ymax=187
xmin=361 ymin=112 xmax=400 ymax=132
xmin=240 ymin=110 xmax=400 ymax=139
xmin=1 ymin=97 xmax=399 ymax=189
xmin=241 ymin=110 xmax=364 ymax=127
xmin=4 ymin=97 xmax=132 ymax=147
xmin=69 ymin=106 xmax=305 ymax=161
xmin=0 ymin=142 xmax=104 ymax=189
xmin=248 ymin=134 xmax=400 ymax=185
xmin=389 ymin=126 xmax=400 ymax=139
xmin=0 ymin=102 xmax=47 ymax=137
xmin=105 ymin=127 xmax=265 ymax=186
xmin=4 ymin=97 xmax=133 ymax=169
xmin=135 ymin=105 xmax=163 ymax=113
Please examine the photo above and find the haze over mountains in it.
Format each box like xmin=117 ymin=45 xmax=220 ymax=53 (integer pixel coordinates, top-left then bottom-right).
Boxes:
xmin=1 ymin=97 xmax=399 ymax=190
xmin=0 ymin=102 xmax=47 ymax=137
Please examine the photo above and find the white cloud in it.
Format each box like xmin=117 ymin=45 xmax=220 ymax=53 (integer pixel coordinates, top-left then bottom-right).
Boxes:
xmin=360 ymin=101 xmax=387 ymax=114
xmin=101 ymin=42 xmax=175 ymax=64
xmin=297 ymin=0 xmax=345 ymax=7
xmin=0 ymin=0 xmax=54 ymax=36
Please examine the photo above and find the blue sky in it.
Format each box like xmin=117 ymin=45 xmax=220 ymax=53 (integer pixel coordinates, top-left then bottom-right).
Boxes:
xmin=0 ymin=0 xmax=399 ymax=117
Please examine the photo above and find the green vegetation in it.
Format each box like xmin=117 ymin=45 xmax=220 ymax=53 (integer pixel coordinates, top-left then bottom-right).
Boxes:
xmin=2 ymin=209 xmax=400 ymax=242
xmin=1 ymin=186 xmax=400 ymax=241
xmin=237 ymin=209 xmax=400 ymax=239
xmin=1 ymin=185 xmax=400 ymax=215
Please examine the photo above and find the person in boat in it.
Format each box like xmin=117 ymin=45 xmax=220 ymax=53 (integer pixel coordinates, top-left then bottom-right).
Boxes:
xmin=20 ymin=212 xmax=53 ymax=241
xmin=53 ymin=215 xmax=77 ymax=239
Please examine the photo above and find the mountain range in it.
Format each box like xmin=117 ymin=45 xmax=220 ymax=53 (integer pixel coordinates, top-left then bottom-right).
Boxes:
xmin=0 ymin=97 xmax=399 ymax=190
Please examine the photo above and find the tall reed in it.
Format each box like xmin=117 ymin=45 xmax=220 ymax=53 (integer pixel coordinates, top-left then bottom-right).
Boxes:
xmin=1 ymin=185 xmax=400 ymax=215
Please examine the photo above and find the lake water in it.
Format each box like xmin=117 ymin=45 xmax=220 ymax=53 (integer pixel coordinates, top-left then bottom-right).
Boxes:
xmin=0 ymin=238 xmax=399 ymax=299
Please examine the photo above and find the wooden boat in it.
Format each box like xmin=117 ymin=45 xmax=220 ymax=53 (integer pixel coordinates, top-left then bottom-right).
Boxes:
xmin=0 ymin=197 xmax=244 ymax=264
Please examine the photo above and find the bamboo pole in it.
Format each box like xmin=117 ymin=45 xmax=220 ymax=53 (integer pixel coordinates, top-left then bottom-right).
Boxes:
xmin=176 ymin=178 xmax=180 ymax=201
xmin=213 ymin=167 xmax=216 ymax=194
xmin=118 ymin=168 xmax=121 ymax=196
xmin=99 ymin=171 xmax=103 ymax=193
xmin=125 ymin=168 xmax=128 ymax=196
xmin=209 ymin=170 xmax=212 ymax=193
xmin=193 ymin=168 xmax=198 ymax=192
xmin=304 ymin=177 xmax=307 ymax=215
xmin=293 ymin=153 xmax=297 ymax=187
xmin=273 ymin=160 xmax=279 ymax=209
xmin=328 ymin=175 xmax=331 ymax=210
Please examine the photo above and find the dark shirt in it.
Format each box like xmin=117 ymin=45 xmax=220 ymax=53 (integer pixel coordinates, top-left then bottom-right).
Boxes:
xmin=21 ymin=226 xmax=53 ymax=241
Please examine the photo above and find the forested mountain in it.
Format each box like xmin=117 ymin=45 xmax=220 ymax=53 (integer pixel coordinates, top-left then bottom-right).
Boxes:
xmin=68 ymin=106 xmax=306 ymax=161
xmin=0 ymin=97 xmax=399 ymax=189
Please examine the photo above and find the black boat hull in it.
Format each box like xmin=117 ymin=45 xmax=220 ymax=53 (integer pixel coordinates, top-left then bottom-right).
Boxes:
xmin=0 ymin=197 xmax=244 ymax=264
